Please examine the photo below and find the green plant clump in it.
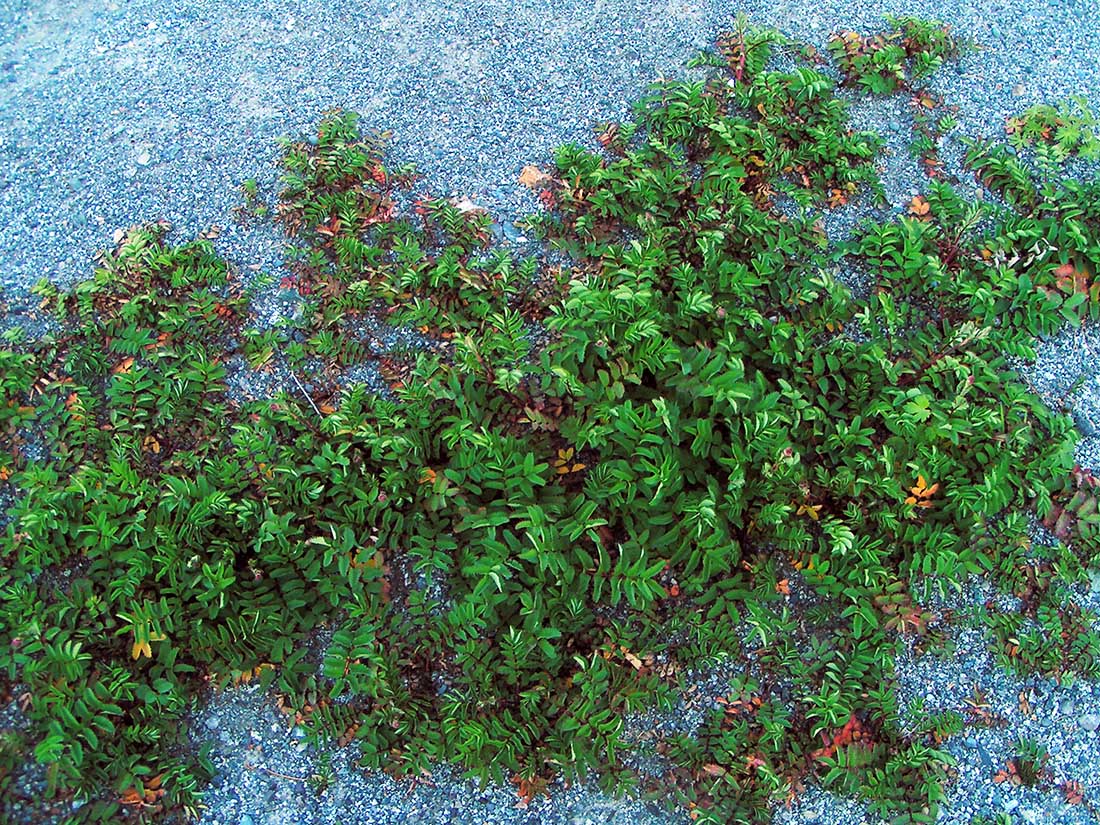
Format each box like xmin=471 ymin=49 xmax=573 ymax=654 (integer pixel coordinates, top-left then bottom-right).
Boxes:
xmin=828 ymin=16 xmax=965 ymax=95
xmin=1005 ymin=96 xmax=1100 ymax=161
xmin=1 ymin=15 xmax=1099 ymax=825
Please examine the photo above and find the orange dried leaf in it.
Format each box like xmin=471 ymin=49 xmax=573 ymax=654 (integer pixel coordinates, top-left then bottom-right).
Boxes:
xmin=908 ymin=196 xmax=931 ymax=217
xmin=119 ymin=789 xmax=144 ymax=806
xmin=112 ymin=357 xmax=135 ymax=375
xmin=518 ymin=165 xmax=553 ymax=189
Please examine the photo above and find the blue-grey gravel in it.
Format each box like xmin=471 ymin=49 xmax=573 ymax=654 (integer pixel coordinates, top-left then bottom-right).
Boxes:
xmin=3 ymin=0 xmax=1100 ymax=823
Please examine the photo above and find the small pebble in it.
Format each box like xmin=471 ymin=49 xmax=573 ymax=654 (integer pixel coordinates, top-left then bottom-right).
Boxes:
xmin=136 ymin=151 xmax=151 ymax=166
xmin=1079 ymin=713 xmax=1100 ymax=732
xmin=1073 ymin=410 xmax=1097 ymax=437
xmin=241 ymin=815 xmax=255 ymax=825
xmin=976 ymin=743 xmax=994 ymax=771
xmin=204 ymin=715 xmax=220 ymax=731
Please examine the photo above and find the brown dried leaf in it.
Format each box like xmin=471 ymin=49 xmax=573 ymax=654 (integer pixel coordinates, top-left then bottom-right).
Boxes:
xmin=1062 ymin=779 xmax=1085 ymax=805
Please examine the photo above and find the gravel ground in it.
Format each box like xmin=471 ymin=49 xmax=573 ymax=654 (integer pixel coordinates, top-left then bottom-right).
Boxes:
xmin=188 ymin=686 xmax=675 ymax=825
xmin=3 ymin=0 xmax=1100 ymax=823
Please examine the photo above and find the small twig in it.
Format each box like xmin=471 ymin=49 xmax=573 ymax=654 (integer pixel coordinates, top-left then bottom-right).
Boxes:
xmin=288 ymin=370 xmax=323 ymax=417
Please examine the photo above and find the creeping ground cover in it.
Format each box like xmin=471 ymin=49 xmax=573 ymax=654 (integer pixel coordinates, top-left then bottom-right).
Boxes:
xmin=2 ymin=15 xmax=1100 ymax=824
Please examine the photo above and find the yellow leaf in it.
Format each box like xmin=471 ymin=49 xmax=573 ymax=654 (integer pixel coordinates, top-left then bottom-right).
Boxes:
xmin=558 ymin=447 xmax=574 ymax=461
xmin=131 ymin=639 xmax=152 ymax=660
xmin=142 ymin=435 xmax=161 ymax=454
xmin=796 ymin=503 xmax=822 ymax=521
xmin=621 ymin=648 xmax=643 ymax=670
xmin=571 ymin=462 xmax=586 ymax=472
